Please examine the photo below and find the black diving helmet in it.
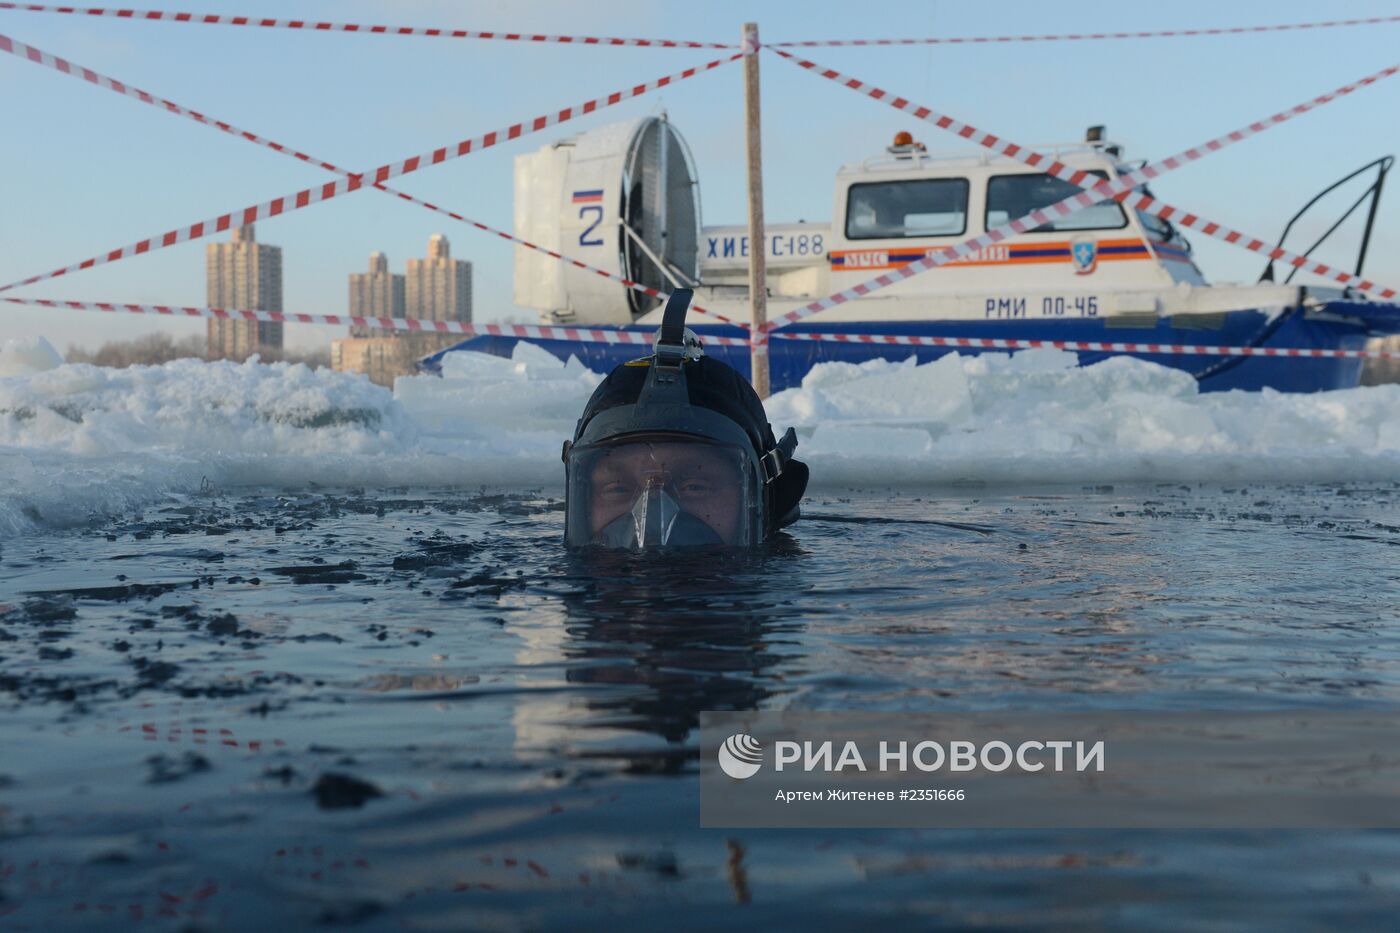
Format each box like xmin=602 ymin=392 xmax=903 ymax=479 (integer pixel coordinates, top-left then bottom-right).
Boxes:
xmin=563 ymin=289 xmax=808 ymax=550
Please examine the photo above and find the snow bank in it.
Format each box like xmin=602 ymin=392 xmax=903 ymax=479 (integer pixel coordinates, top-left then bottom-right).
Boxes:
xmin=0 ymin=336 xmax=63 ymax=377
xmin=0 ymin=345 xmax=597 ymax=535
xmin=395 ymin=342 xmax=601 ymax=450
xmin=3 ymin=342 xmax=1400 ymax=534
xmin=765 ymin=349 xmax=1400 ymax=485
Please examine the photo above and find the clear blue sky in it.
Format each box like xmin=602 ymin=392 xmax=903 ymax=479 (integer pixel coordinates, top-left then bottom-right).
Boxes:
xmin=2 ymin=0 xmax=1398 ymax=353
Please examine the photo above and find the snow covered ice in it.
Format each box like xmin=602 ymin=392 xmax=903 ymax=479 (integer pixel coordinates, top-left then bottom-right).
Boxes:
xmin=766 ymin=349 xmax=1400 ymax=486
xmin=3 ymin=339 xmax=1400 ymax=534
xmin=0 ymin=335 xmax=63 ymax=377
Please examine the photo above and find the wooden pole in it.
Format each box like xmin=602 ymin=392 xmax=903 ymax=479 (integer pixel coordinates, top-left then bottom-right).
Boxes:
xmin=742 ymin=21 xmax=770 ymax=398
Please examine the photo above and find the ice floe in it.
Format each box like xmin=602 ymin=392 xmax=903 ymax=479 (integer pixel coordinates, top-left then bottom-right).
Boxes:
xmin=3 ymin=340 xmax=1400 ymax=534
xmin=0 ymin=335 xmax=63 ymax=377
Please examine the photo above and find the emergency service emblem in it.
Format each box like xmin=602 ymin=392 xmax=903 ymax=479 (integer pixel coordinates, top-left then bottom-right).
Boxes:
xmin=1070 ymin=235 xmax=1098 ymax=275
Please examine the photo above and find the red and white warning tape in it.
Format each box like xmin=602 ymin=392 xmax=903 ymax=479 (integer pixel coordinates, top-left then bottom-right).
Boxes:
xmin=0 ymin=32 xmax=351 ymax=173
xmin=0 ymin=33 xmax=745 ymax=327
xmin=775 ymin=49 xmax=1400 ymax=304
xmin=0 ymin=42 xmax=742 ymax=292
xmin=3 ymin=4 xmax=1389 ymax=49
xmin=771 ymin=330 xmax=1400 ymax=361
xmin=375 ymin=189 xmax=743 ymax=329
xmin=766 ymin=50 xmax=1400 ymax=329
xmin=8 ymin=297 xmax=1395 ymax=361
xmin=0 ymin=2 xmax=734 ymax=47
xmin=130 ymin=721 xmax=286 ymax=751
xmin=0 ymin=297 xmax=753 ymax=346
xmin=774 ymin=49 xmax=1399 ymax=198
xmin=771 ymin=15 xmax=1400 ymax=47
xmin=774 ymin=48 xmax=1400 ymax=300
xmin=1119 ymin=195 xmax=1397 ymax=299
xmin=4 ymin=14 xmax=1391 ymax=348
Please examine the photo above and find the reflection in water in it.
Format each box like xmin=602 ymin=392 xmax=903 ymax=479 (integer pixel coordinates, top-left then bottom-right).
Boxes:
xmin=358 ymin=672 xmax=479 ymax=692
xmin=6 ymin=487 xmax=1400 ymax=929
xmin=520 ymin=539 xmax=812 ymax=772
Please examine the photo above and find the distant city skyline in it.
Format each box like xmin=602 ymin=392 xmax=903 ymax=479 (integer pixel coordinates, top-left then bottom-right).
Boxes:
xmin=406 ymin=234 xmax=472 ymax=325
xmin=349 ymin=250 xmax=405 ymax=322
xmin=347 ymin=234 xmax=471 ymax=336
xmin=2 ymin=0 xmax=1397 ymax=353
xmin=205 ymin=224 xmax=283 ymax=360
xmin=332 ymin=233 xmax=473 ymax=386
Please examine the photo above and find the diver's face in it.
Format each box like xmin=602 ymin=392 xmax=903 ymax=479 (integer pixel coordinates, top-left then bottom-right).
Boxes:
xmin=588 ymin=441 xmax=744 ymax=543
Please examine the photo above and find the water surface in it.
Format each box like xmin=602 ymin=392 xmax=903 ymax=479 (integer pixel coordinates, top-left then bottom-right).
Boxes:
xmin=2 ymin=484 xmax=1399 ymax=929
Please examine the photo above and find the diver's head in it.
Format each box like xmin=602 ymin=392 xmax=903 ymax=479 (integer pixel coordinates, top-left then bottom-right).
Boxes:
xmin=563 ymin=289 xmax=808 ymax=550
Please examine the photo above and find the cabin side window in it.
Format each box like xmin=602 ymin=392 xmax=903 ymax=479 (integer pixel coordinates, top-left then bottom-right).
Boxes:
xmin=985 ymin=172 xmax=1127 ymax=232
xmin=1137 ymin=207 xmax=1173 ymax=241
xmin=1133 ymin=187 xmax=1174 ymax=241
xmin=845 ymin=179 xmax=969 ymax=240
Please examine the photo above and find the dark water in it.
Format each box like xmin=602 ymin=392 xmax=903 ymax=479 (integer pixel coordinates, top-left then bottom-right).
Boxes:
xmin=3 ymin=484 xmax=1400 ymax=929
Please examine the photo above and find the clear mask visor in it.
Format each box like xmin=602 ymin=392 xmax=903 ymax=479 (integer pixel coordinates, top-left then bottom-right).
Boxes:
xmin=566 ymin=436 xmax=758 ymax=549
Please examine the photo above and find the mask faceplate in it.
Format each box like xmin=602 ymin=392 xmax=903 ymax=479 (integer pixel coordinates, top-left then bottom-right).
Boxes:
xmin=566 ymin=436 xmax=758 ymax=549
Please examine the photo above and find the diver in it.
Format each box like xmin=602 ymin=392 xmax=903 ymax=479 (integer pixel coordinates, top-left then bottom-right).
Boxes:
xmin=562 ymin=288 xmax=808 ymax=549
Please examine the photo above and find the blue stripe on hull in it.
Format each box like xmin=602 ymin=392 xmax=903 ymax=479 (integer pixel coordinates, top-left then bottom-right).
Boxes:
xmin=419 ymin=306 xmax=1380 ymax=394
